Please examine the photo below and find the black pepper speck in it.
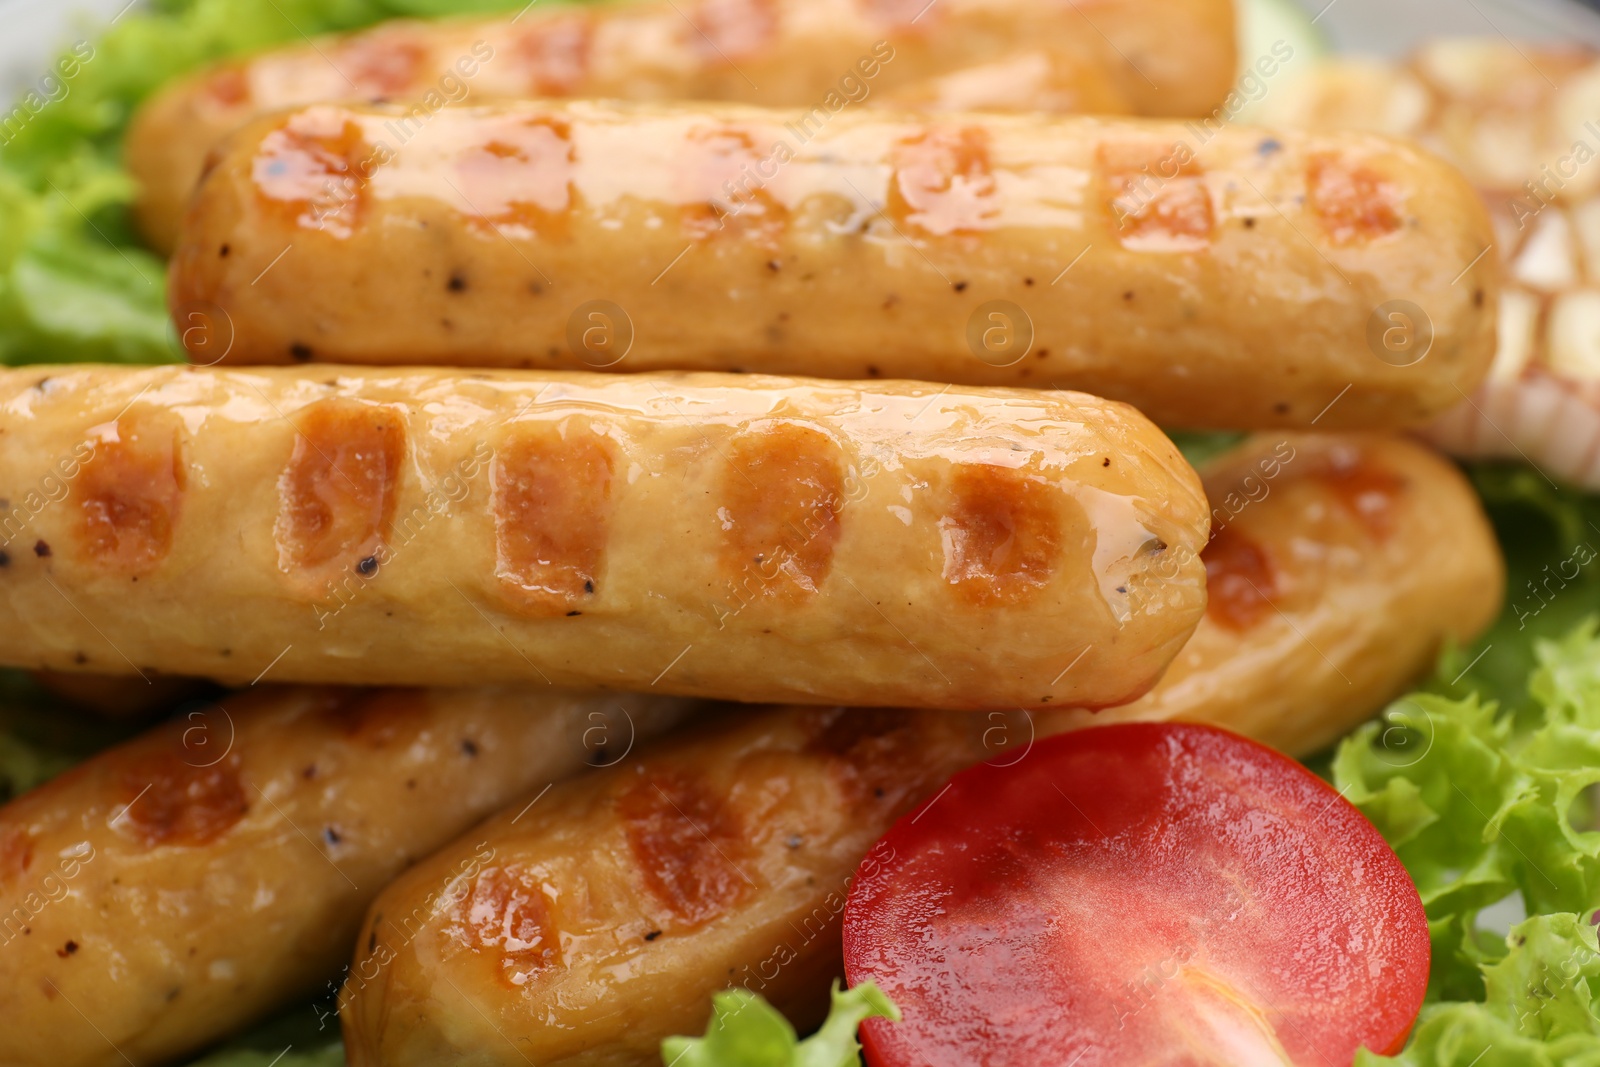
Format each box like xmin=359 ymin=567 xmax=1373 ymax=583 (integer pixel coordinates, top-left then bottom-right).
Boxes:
xmin=33 ymin=540 xmax=50 ymax=558
xmin=356 ymin=556 xmax=378 ymax=576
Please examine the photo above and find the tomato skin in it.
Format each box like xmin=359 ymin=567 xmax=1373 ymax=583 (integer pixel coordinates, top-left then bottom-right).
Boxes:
xmin=842 ymin=722 xmax=1428 ymax=1067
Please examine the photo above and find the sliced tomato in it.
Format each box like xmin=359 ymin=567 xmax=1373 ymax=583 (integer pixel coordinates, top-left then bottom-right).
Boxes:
xmin=842 ymin=722 xmax=1428 ymax=1067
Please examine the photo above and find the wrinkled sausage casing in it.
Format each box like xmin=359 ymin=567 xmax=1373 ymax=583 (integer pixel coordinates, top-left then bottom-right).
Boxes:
xmin=0 ymin=365 xmax=1207 ymax=709
xmin=128 ymin=0 xmax=1235 ymax=249
xmin=339 ymin=705 xmax=1012 ymax=1067
xmin=169 ymin=101 xmax=1497 ymax=430
xmin=1041 ymin=432 xmax=1505 ymax=756
xmin=0 ymin=686 xmax=688 ymax=1067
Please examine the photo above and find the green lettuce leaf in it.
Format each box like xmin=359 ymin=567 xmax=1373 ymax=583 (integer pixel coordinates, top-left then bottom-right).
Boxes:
xmin=0 ymin=0 xmax=544 ymax=365
xmin=1339 ymin=620 xmax=1600 ymax=1062
xmin=661 ymin=981 xmax=899 ymax=1067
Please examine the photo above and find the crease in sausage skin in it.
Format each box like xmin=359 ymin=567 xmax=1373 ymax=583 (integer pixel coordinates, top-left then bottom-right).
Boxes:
xmin=1202 ymin=524 xmax=1277 ymax=631
xmin=718 ymin=423 xmax=845 ymax=599
xmin=275 ymin=399 xmax=405 ymax=579
xmin=253 ymin=108 xmax=379 ymax=238
xmin=888 ymin=126 xmax=1000 ymax=236
xmin=491 ymin=424 xmax=614 ymax=615
xmin=456 ymin=115 xmax=575 ymax=240
xmin=0 ymin=825 xmax=34 ymax=884
xmin=1307 ymin=153 xmax=1404 ymax=245
xmin=939 ymin=464 xmax=1063 ymax=606
xmin=1099 ymin=141 xmax=1216 ymax=252
xmin=114 ymin=745 xmax=249 ymax=848
xmin=617 ymin=770 xmax=750 ymax=927
xmin=76 ymin=409 xmax=185 ymax=577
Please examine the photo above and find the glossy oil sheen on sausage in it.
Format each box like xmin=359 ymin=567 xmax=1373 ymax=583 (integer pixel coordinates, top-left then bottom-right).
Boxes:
xmin=169 ymin=100 xmax=1498 ymax=430
xmin=335 ymin=438 xmax=1504 ymax=1066
xmin=0 ymin=685 xmax=689 ymax=1067
xmin=339 ymin=704 xmax=1016 ymax=1067
xmin=0 ymin=365 xmax=1207 ymax=709
xmin=1040 ymin=432 xmax=1504 ymax=756
xmin=127 ymin=0 xmax=1235 ymax=249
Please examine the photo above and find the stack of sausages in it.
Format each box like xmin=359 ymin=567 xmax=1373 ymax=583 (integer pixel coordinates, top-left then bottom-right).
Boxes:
xmin=0 ymin=2 xmax=1507 ymax=1065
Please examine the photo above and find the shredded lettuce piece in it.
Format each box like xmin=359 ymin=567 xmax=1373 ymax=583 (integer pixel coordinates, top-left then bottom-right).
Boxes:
xmin=661 ymin=981 xmax=899 ymax=1067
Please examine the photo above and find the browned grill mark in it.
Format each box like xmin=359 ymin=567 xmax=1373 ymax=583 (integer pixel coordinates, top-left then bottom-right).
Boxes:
xmin=115 ymin=748 xmax=248 ymax=847
xmin=514 ymin=16 xmax=594 ymax=95
xmin=1312 ymin=448 xmax=1408 ymax=540
xmin=460 ymin=865 xmax=564 ymax=988
xmin=457 ymin=115 xmax=575 ymax=240
xmin=1099 ymin=142 xmax=1216 ymax=252
xmin=940 ymin=465 xmax=1062 ymax=606
xmin=689 ymin=0 xmax=778 ymax=61
xmin=319 ymin=688 xmax=431 ymax=748
xmin=0 ymin=825 xmax=34 ymax=885
xmin=681 ymin=126 xmax=788 ymax=247
xmin=719 ymin=423 xmax=845 ymax=599
xmin=889 ymin=126 xmax=1000 ymax=236
xmin=1307 ymin=154 xmax=1403 ymax=245
xmin=252 ymin=108 xmax=376 ymax=237
xmin=1203 ymin=525 xmax=1276 ymax=631
xmin=338 ymin=33 xmax=429 ymax=96
xmin=863 ymin=0 xmax=941 ymax=29
xmin=618 ymin=772 xmax=747 ymax=926
xmin=275 ymin=399 xmax=404 ymax=577
xmin=492 ymin=425 xmax=614 ymax=615
xmin=205 ymin=66 xmax=250 ymax=107
xmin=805 ymin=708 xmax=922 ymax=805
xmin=76 ymin=410 xmax=185 ymax=576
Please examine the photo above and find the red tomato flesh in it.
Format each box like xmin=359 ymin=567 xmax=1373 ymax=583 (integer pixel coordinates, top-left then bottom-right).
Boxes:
xmin=842 ymin=723 xmax=1428 ymax=1067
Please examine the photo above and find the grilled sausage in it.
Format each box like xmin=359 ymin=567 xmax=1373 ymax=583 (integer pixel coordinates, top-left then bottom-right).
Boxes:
xmin=338 ymin=704 xmax=1015 ymax=1067
xmin=1040 ymin=432 xmax=1505 ymax=756
xmin=168 ymin=101 xmax=1498 ymax=430
xmin=0 ymin=685 xmax=689 ymax=1067
xmin=0 ymin=364 xmax=1207 ymax=709
xmin=1263 ymin=41 xmax=1600 ymax=487
xmin=127 ymin=0 xmax=1234 ymax=250
xmin=336 ymin=434 xmax=1502 ymax=1066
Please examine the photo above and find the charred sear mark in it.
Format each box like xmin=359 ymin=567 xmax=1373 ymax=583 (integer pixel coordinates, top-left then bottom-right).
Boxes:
xmin=514 ymin=16 xmax=593 ymax=95
xmin=1098 ymin=142 xmax=1215 ymax=252
xmin=320 ymin=688 xmax=429 ymax=747
xmin=689 ymin=0 xmax=777 ymax=61
xmin=618 ymin=772 xmax=748 ymax=926
xmin=0 ymin=825 xmax=34 ymax=884
xmin=1312 ymin=447 xmax=1407 ymax=539
xmin=77 ymin=409 xmax=185 ymax=576
xmin=681 ymin=126 xmax=789 ymax=247
xmin=888 ymin=126 xmax=999 ymax=236
xmin=276 ymin=399 xmax=404 ymax=579
xmin=115 ymin=748 xmax=248 ymax=847
xmin=456 ymin=116 xmax=574 ymax=240
xmin=805 ymin=708 xmax=923 ymax=805
xmin=459 ymin=865 xmax=563 ymax=988
xmin=492 ymin=426 xmax=614 ymax=615
xmin=205 ymin=66 xmax=250 ymax=107
xmin=1202 ymin=525 xmax=1277 ymax=631
xmin=1307 ymin=154 xmax=1403 ymax=245
xmin=939 ymin=465 xmax=1062 ymax=606
xmin=337 ymin=33 xmax=428 ymax=96
xmin=719 ymin=423 xmax=845 ymax=599
xmin=252 ymin=108 xmax=376 ymax=238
